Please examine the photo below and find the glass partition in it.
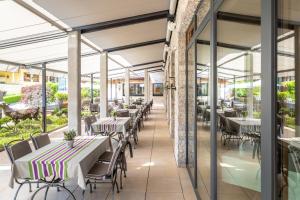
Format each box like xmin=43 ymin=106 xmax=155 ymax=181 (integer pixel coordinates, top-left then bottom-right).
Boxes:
xmin=196 ymin=22 xmax=211 ymax=199
xmin=187 ymin=41 xmax=197 ymax=185
xmin=217 ymin=0 xmax=261 ymax=199
xmin=277 ymin=0 xmax=300 ymax=199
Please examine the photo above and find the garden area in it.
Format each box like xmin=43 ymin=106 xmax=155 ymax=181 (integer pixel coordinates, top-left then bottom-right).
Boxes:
xmin=0 ymin=82 xmax=68 ymax=151
xmin=233 ymin=80 xmax=296 ymax=129
xmin=0 ymin=81 xmax=99 ymax=151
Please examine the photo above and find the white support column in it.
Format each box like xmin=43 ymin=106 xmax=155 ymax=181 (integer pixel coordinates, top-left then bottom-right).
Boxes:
xmin=144 ymin=69 xmax=149 ymax=102
xmin=124 ymin=69 xmax=130 ymax=105
xmin=68 ymin=31 xmax=81 ymax=135
xmin=100 ymin=52 xmax=108 ymax=117
xmin=245 ymin=53 xmax=254 ymax=117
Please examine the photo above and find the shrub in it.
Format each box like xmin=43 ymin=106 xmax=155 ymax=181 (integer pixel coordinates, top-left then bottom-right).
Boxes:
xmin=56 ymin=117 xmax=68 ymax=125
xmin=47 ymin=82 xmax=58 ymax=103
xmin=55 ymin=92 xmax=68 ymax=101
xmin=3 ymin=94 xmax=21 ymax=104
xmin=21 ymin=85 xmax=41 ymax=104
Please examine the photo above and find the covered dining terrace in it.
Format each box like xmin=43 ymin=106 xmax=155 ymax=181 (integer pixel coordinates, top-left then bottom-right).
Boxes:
xmin=0 ymin=0 xmax=197 ymax=200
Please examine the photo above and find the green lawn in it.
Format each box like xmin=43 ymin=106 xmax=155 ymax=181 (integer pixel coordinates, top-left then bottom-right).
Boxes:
xmin=0 ymin=114 xmax=68 ymax=151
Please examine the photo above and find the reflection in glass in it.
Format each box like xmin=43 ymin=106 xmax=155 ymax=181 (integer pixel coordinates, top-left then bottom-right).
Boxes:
xmin=277 ymin=0 xmax=300 ymax=199
xmin=196 ymin=22 xmax=211 ymax=199
xmin=217 ymin=0 xmax=261 ymax=199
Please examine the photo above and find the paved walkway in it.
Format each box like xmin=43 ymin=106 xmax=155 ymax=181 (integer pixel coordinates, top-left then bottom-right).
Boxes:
xmin=0 ymin=105 xmax=196 ymax=200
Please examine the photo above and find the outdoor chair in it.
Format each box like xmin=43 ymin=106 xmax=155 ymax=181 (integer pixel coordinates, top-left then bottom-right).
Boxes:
xmin=128 ymin=118 xmax=139 ymax=147
xmin=4 ymin=139 xmax=37 ymax=200
xmin=89 ymin=103 xmax=99 ymax=113
xmin=222 ymin=118 xmax=242 ymax=146
xmin=137 ymin=109 xmax=144 ymax=129
xmin=30 ymin=134 xmax=50 ymax=150
xmin=116 ymin=110 xmax=129 ymax=117
xmin=98 ymin=136 xmax=133 ymax=189
xmin=84 ymin=115 xmax=97 ymax=135
xmin=224 ymin=110 xmax=237 ymax=117
xmin=85 ymin=141 xmax=123 ymax=199
xmin=128 ymin=105 xmax=137 ymax=109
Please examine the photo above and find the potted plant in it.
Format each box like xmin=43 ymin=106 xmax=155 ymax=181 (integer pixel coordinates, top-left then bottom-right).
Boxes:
xmin=111 ymin=110 xmax=117 ymax=121
xmin=55 ymin=92 xmax=68 ymax=109
xmin=241 ymin=110 xmax=248 ymax=120
xmin=64 ymin=129 xmax=76 ymax=148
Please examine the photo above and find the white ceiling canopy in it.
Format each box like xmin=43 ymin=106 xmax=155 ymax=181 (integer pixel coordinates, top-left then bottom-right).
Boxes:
xmin=31 ymin=0 xmax=169 ymax=79
xmin=0 ymin=1 xmax=60 ymax=41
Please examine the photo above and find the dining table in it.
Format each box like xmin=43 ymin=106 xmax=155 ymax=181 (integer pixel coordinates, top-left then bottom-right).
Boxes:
xmin=9 ymin=135 xmax=110 ymax=198
xmin=227 ymin=117 xmax=261 ymax=135
xmin=91 ymin=117 xmax=131 ymax=136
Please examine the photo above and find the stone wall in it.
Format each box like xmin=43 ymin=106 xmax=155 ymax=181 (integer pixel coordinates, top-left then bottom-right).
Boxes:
xmin=167 ymin=0 xmax=211 ymax=167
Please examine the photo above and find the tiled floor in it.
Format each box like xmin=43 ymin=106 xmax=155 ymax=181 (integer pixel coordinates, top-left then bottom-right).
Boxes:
xmin=0 ymin=105 xmax=197 ymax=200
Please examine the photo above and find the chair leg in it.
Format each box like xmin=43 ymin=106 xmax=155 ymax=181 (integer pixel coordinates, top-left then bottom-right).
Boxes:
xmin=120 ymin=168 xmax=123 ymax=189
xmin=44 ymin=186 xmax=50 ymax=200
xmin=29 ymin=181 xmax=32 ymax=192
xmin=14 ymin=182 xmax=24 ymax=200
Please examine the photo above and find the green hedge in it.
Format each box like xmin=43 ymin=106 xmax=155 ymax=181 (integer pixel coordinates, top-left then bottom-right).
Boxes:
xmin=3 ymin=94 xmax=21 ymax=104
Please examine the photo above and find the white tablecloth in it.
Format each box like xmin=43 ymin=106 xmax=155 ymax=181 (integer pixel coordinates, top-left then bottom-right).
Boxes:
xmin=10 ymin=136 xmax=109 ymax=190
xmin=92 ymin=117 xmax=130 ymax=135
xmin=227 ymin=117 xmax=261 ymax=134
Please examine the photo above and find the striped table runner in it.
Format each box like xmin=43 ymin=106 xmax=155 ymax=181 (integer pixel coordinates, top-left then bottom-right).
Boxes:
xmin=28 ymin=137 xmax=96 ymax=180
xmin=98 ymin=118 xmax=118 ymax=133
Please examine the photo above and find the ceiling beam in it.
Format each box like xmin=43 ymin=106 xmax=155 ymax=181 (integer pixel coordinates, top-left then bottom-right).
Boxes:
xmin=132 ymin=65 xmax=163 ymax=71
xmin=217 ymin=12 xmax=299 ymax=29
xmin=0 ymin=31 xmax=67 ymax=50
xmin=132 ymin=60 xmax=164 ymax=67
xmin=197 ymin=39 xmax=252 ymax=51
xmin=74 ymin=10 xmax=169 ymax=34
xmin=148 ymin=69 xmax=164 ymax=73
xmin=104 ymin=38 xmax=166 ymax=53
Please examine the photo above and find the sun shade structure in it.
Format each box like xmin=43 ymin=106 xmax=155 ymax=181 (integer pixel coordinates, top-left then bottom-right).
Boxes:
xmin=0 ymin=0 xmax=173 ymax=82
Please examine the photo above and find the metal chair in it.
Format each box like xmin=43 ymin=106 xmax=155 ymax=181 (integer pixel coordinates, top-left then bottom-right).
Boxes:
xmin=89 ymin=103 xmax=99 ymax=113
xmin=30 ymin=134 xmax=50 ymax=150
xmin=4 ymin=139 xmax=36 ymax=200
xmin=116 ymin=110 xmax=129 ymax=117
xmin=98 ymin=137 xmax=133 ymax=189
xmin=222 ymin=118 xmax=242 ymax=146
xmin=84 ymin=115 xmax=97 ymax=135
xmin=85 ymin=141 xmax=123 ymax=199
xmin=128 ymin=105 xmax=137 ymax=109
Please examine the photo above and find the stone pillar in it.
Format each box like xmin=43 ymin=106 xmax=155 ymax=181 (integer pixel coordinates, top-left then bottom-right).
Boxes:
xmin=68 ymin=31 xmax=81 ymax=135
xmin=100 ymin=52 xmax=108 ymax=117
xmin=169 ymin=52 xmax=176 ymax=138
xmin=245 ymin=53 xmax=254 ymax=117
xmin=144 ymin=69 xmax=149 ymax=102
xmin=124 ymin=69 xmax=130 ymax=105
xmin=174 ymin=31 xmax=188 ymax=167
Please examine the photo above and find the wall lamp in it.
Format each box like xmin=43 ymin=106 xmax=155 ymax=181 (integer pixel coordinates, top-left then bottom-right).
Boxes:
xmin=169 ymin=76 xmax=176 ymax=90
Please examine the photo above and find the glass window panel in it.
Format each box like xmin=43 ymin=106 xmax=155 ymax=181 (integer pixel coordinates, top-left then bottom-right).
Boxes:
xmin=217 ymin=1 xmax=261 ymax=199
xmin=186 ymin=41 xmax=196 ymax=185
xmin=277 ymin=0 xmax=300 ymax=199
xmin=196 ymin=22 xmax=211 ymax=199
